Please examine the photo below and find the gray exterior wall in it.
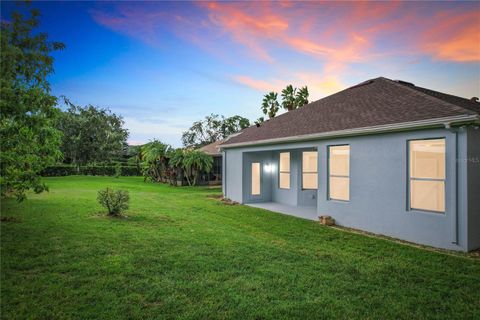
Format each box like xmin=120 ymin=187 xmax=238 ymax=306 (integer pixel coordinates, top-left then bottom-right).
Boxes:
xmin=223 ymin=149 xmax=243 ymax=202
xmin=223 ymin=126 xmax=479 ymax=251
xmin=270 ymin=150 xmax=317 ymax=207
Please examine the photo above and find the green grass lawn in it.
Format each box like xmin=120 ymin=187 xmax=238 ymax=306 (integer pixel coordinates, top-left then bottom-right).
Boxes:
xmin=1 ymin=176 xmax=479 ymax=319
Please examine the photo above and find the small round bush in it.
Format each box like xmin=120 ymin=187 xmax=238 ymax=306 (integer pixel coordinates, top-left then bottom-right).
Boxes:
xmin=97 ymin=188 xmax=129 ymax=216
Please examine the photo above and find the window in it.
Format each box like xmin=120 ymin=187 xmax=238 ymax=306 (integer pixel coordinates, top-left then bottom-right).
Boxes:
xmin=409 ymin=139 xmax=445 ymax=212
xmin=279 ymin=152 xmax=290 ymax=189
xmin=302 ymin=151 xmax=318 ymax=189
xmin=329 ymin=145 xmax=350 ymax=201
xmin=251 ymin=162 xmax=261 ymax=195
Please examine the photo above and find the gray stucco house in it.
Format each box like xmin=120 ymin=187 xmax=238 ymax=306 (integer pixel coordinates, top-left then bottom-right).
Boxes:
xmin=220 ymin=77 xmax=480 ymax=251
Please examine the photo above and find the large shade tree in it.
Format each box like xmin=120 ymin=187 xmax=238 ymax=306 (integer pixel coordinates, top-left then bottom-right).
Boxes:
xmin=182 ymin=114 xmax=250 ymax=148
xmin=57 ymin=98 xmax=129 ymax=167
xmin=0 ymin=6 xmax=65 ymax=200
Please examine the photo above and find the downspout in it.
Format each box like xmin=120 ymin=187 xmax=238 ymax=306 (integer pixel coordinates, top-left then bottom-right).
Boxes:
xmin=223 ymin=150 xmax=227 ymax=198
xmin=445 ymin=122 xmax=458 ymax=245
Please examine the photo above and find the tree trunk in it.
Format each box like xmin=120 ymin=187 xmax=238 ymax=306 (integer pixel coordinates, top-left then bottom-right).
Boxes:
xmin=152 ymin=166 xmax=160 ymax=182
xmin=184 ymin=169 xmax=192 ymax=186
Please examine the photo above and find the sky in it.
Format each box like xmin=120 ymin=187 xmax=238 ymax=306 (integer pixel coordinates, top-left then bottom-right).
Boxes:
xmin=1 ymin=1 xmax=479 ymax=146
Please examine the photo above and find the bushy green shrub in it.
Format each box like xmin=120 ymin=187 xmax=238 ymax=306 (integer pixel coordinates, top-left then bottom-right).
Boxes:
xmin=97 ymin=188 xmax=129 ymax=216
xmin=41 ymin=165 xmax=78 ymax=176
xmin=120 ymin=166 xmax=141 ymax=176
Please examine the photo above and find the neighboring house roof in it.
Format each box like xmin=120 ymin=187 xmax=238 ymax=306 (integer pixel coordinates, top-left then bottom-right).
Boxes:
xmin=199 ymin=139 xmax=226 ymax=156
xmin=221 ymin=77 xmax=479 ymax=148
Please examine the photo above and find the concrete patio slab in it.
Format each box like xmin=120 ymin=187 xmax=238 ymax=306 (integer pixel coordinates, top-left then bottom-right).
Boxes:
xmin=247 ymin=202 xmax=318 ymax=221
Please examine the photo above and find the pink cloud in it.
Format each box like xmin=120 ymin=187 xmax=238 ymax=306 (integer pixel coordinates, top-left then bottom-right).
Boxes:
xmin=90 ymin=2 xmax=479 ymax=98
xmin=91 ymin=2 xmax=480 ymax=63
xmin=421 ymin=11 xmax=480 ymax=62
xmin=199 ymin=1 xmax=480 ymax=64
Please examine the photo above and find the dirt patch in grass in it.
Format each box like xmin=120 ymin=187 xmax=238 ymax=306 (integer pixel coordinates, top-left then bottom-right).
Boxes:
xmin=220 ymin=198 xmax=239 ymax=205
xmin=206 ymin=194 xmax=239 ymax=205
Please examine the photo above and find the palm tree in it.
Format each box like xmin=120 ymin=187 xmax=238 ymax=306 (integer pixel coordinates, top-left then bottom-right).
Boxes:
xmin=259 ymin=85 xmax=309 ymax=122
xmin=295 ymin=86 xmax=309 ymax=107
xmin=261 ymin=92 xmax=280 ymax=118
xmin=168 ymin=148 xmax=185 ymax=185
xmin=182 ymin=150 xmax=213 ymax=186
xmin=140 ymin=140 xmax=171 ymax=182
xmin=281 ymin=85 xmax=309 ymax=111
xmin=281 ymin=85 xmax=297 ymax=111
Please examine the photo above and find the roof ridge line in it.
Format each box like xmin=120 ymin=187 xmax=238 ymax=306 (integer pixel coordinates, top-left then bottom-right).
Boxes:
xmin=383 ymin=78 xmax=475 ymax=115
xmin=414 ymin=84 xmax=479 ymax=104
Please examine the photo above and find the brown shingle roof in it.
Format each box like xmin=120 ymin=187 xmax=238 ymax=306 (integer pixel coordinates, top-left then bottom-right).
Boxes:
xmin=199 ymin=139 xmax=226 ymax=156
xmin=402 ymin=82 xmax=480 ymax=114
xmin=222 ymin=77 xmax=479 ymax=146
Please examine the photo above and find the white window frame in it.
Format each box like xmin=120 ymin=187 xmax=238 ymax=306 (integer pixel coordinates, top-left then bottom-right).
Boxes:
xmin=328 ymin=145 xmax=350 ymax=201
xmin=408 ymin=138 xmax=446 ymax=214
xmin=279 ymin=152 xmax=290 ymax=189
xmin=302 ymin=151 xmax=318 ymax=190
